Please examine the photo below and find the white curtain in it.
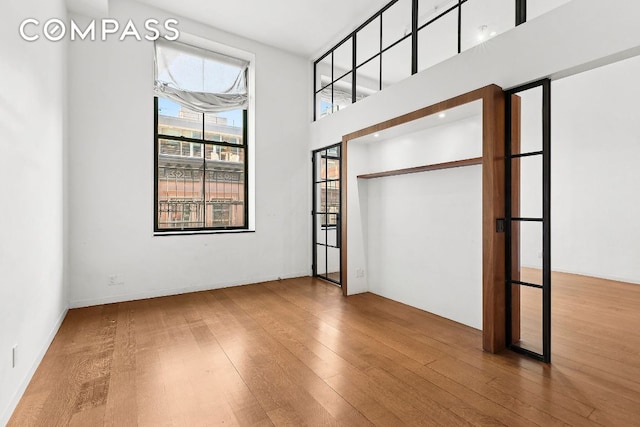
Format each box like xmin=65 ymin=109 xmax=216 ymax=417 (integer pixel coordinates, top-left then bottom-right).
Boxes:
xmin=154 ymin=39 xmax=249 ymax=113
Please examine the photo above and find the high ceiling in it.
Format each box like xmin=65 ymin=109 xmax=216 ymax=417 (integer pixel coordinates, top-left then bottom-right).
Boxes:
xmin=132 ymin=0 xmax=389 ymax=58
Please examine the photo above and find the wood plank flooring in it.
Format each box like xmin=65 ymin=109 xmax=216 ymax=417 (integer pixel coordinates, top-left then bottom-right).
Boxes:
xmin=9 ymin=272 xmax=640 ymax=426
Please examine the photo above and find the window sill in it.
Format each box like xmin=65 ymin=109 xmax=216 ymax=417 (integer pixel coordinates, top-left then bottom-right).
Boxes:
xmin=154 ymin=229 xmax=255 ymax=237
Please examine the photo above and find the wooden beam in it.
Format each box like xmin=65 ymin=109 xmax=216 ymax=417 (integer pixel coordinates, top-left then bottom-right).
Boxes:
xmin=481 ymin=85 xmax=506 ymax=353
xmin=343 ymin=86 xmax=496 ymax=142
xmin=340 ymin=139 xmax=348 ymax=296
xmin=510 ymin=94 xmax=522 ymax=344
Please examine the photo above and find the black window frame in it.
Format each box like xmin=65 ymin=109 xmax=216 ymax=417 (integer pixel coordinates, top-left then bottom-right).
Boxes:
xmin=154 ymin=96 xmax=250 ymax=234
xmin=313 ymin=0 xmax=539 ymax=121
xmin=316 ymin=149 xmax=341 ymax=229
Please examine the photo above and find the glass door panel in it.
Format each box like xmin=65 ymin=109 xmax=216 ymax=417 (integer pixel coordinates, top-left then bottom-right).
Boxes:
xmin=506 ymin=79 xmax=551 ymax=363
xmin=312 ymin=143 xmax=342 ymax=286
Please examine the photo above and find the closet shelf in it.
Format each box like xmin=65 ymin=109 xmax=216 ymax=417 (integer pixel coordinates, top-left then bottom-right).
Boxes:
xmin=357 ymin=157 xmax=482 ymax=179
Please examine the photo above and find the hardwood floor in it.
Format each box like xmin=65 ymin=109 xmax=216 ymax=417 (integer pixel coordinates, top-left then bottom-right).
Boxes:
xmin=9 ymin=272 xmax=640 ymax=426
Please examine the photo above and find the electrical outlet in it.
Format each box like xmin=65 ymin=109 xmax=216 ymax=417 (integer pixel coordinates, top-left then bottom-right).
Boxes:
xmin=12 ymin=345 xmax=17 ymax=368
xmin=108 ymin=275 xmax=124 ymax=286
xmin=356 ymin=268 xmax=365 ymax=278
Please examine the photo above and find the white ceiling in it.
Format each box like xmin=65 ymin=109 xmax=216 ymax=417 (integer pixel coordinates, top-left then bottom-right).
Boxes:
xmin=132 ymin=0 xmax=389 ymax=58
xmin=351 ymin=100 xmax=482 ymax=145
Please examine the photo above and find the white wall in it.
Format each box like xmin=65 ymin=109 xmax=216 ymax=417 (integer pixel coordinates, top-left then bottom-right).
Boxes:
xmin=67 ymin=0 xmax=311 ymax=307
xmin=343 ymin=142 xmax=371 ymax=294
xmin=519 ymin=55 xmax=640 ymax=284
xmin=356 ymin=116 xmax=483 ymax=327
xmin=310 ymin=0 xmax=640 ymax=294
xmin=362 ymin=115 xmax=482 ymax=173
xmin=366 ymin=166 xmax=483 ymax=328
xmin=0 ymin=0 xmax=69 ymax=423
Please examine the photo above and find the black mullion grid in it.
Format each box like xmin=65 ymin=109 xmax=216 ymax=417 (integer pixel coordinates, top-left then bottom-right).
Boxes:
xmin=311 ymin=143 xmax=342 ymax=286
xmin=314 ymin=52 xmax=333 ymax=94
xmin=190 ymin=163 xmax=195 ymax=226
xmin=414 ymin=0 xmax=469 ymax=74
xmin=314 ymin=179 xmax=340 ymax=184
xmin=313 ymin=53 xmax=317 ymax=121
xmin=512 ymin=280 xmax=543 ymax=289
xmin=505 ymin=78 xmax=552 ymax=363
xmin=325 ymin=152 xmax=329 ymax=277
xmin=324 ymin=70 xmax=351 ymax=89
xmin=327 ymin=36 xmax=355 ymax=93
xmin=314 ymin=0 xmax=531 ymax=120
xmin=411 ymin=0 xmax=418 ymax=75
xmin=331 ymin=51 xmax=334 ymax=113
xmin=368 ymin=31 xmax=415 ymax=88
xmin=457 ymin=0 xmax=462 ymax=54
xmin=512 ymin=151 xmax=543 ymax=159
xmin=337 ymin=144 xmax=342 ymax=252
xmin=351 ymin=54 xmax=380 ymax=91
xmin=313 ymin=0 xmax=399 ymax=118
xmin=155 ymin=101 xmax=248 ymax=232
xmin=201 ymin=111 xmax=206 ymax=227
xmin=243 ymin=109 xmax=249 ymax=229
xmin=327 ymin=0 xmax=399 ymax=60
xmin=159 ymin=134 xmax=245 ymax=150
xmin=542 ymin=78 xmax=552 ymax=363
xmin=379 ymin=13 xmax=383 ymax=90
xmin=505 ymin=91 xmax=521 ymax=359
xmin=311 ymin=151 xmax=317 ymax=276
xmin=511 ymin=345 xmax=545 ymax=362
xmin=516 ymin=0 xmax=527 ymax=26
xmin=213 ymin=157 xmax=220 ymax=226
xmin=380 ymin=33 xmax=412 ymax=58
xmin=154 ymin=97 xmax=159 ymax=231
xmin=352 ymin=34 xmax=357 ymax=104
xmin=417 ymin=2 xmax=461 ymax=33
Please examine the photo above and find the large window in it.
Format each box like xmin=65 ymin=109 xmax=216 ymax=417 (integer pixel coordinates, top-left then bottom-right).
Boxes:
xmin=154 ymin=41 xmax=250 ymax=232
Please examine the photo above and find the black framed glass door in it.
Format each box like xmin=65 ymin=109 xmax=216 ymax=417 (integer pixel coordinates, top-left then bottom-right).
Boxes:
xmin=312 ymin=143 xmax=342 ymax=286
xmin=505 ymin=79 xmax=551 ymax=362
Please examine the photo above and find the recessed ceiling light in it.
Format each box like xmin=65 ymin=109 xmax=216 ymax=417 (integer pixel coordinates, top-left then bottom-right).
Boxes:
xmin=438 ymin=113 xmax=446 ymax=119
xmin=374 ymin=133 xmax=380 ymax=138
xmin=477 ymin=25 xmax=488 ymax=42
xmin=490 ymin=31 xmax=497 ymax=37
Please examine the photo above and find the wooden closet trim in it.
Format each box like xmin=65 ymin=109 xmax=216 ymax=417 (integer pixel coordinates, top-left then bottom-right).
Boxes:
xmin=340 ymin=84 xmax=508 ymax=353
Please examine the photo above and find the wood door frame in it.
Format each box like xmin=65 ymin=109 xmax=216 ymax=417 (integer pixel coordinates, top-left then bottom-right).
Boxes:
xmin=340 ymin=84 xmax=510 ymax=353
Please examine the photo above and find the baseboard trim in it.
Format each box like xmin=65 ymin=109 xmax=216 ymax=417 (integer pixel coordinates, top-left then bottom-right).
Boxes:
xmin=521 ymin=265 xmax=640 ymax=286
xmin=552 ymin=268 xmax=640 ymax=286
xmin=69 ymin=272 xmax=311 ymax=308
xmin=1 ymin=307 xmax=68 ymax=426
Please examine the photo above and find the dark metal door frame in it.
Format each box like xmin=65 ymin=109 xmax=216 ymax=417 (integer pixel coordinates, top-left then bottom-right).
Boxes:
xmin=312 ymin=143 xmax=342 ymax=286
xmin=505 ymin=78 xmax=552 ymax=363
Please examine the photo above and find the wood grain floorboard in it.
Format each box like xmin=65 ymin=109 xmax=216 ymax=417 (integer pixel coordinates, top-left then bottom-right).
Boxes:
xmin=9 ymin=272 xmax=640 ymax=426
